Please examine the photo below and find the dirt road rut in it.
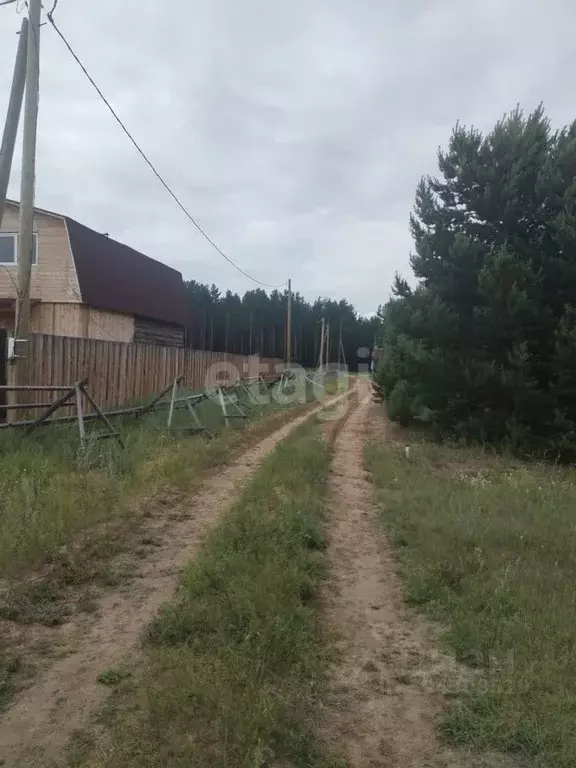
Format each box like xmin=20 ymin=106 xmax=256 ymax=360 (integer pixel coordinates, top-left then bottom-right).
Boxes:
xmin=323 ymin=384 xmax=454 ymax=768
xmin=0 ymin=395 xmax=351 ymax=768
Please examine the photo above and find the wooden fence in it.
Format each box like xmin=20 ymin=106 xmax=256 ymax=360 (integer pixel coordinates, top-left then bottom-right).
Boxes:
xmin=23 ymin=333 xmax=282 ymax=412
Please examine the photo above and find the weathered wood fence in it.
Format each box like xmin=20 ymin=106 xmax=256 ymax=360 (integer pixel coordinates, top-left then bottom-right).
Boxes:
xmin=21 ymin=333 xmax=282 ymax=412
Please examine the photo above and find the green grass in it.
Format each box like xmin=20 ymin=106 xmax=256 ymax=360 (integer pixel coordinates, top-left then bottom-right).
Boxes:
xmin=0 ymin=380 xmax=336 ymax=713
xmin=0 ymin=381 xmax=295 ymax=577
xmin=78 ymin=423 xmax=343 ymax=768
xmin=366 ymin=437 xmax=576 ymax=768
xmin=97 ymin=668 xmax=131 ymax=687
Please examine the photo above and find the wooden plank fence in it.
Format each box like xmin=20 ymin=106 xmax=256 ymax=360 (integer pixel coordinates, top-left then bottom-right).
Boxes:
xmin=23 ymin=333 xmax=282 ymax=412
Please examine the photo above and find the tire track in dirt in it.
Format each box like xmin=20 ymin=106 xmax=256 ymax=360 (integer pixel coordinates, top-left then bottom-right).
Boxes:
xmin=0 ymin=391 xmax=354 ymax=768
xmin=323 ymin=381 xmax=455 ymax=768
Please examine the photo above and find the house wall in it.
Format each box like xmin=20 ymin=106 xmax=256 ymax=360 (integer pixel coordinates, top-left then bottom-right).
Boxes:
xmin=0 ymin=203 xmax=81 ymax=302
xmin=133 ymin=316 xmax=184 ymax=347
xmin=0 ymin=309 xmax=14 ymax=331
xmin=30 ymin=303 xmax=134 ymax=342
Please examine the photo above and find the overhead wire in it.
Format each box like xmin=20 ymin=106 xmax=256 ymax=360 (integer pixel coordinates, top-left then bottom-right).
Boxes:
xmin=44 ymin=8 xmax=287 ymax=290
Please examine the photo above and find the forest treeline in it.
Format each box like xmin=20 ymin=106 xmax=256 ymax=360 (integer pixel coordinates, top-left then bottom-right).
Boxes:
xmin=185 ymin=282 xmax=380 ymax=370
xmin=376 ymin=105 xmax=576 ymax=457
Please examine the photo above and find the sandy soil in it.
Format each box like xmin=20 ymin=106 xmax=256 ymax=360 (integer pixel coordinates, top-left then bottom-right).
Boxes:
xmin=0 ymin=393 xmax=351 ymax=768
xmin=323 ymin=382 xmax=459 ymax=768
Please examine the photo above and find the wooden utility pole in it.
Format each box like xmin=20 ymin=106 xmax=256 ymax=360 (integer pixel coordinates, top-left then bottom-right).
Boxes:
xmin=0 ymin=18 xmax=28 ymax=227
xmin=325 ymin=322 xmax=330 ymax=369
xmin=337 ymin=317 xmax=343 ymax=368
xmin=286 ymin=278 xmax=292 ymax=365
xmin=318 ymin=318 xmax=325 ymax=371
xmin=340 ymin=338 xmax=347 ymax=368
xmin=14 ymin=0 xmax=41 ymax=394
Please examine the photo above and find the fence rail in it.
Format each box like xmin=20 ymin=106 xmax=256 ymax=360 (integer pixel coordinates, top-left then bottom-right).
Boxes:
xmin=19 ymin=334 xmax=282 ymax=413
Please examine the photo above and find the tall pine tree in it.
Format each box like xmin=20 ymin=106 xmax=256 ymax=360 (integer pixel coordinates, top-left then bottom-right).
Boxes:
xmin=378 ymin=106 xmax=576 ymax=457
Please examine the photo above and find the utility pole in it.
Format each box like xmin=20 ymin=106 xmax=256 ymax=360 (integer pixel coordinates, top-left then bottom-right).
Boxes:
xmin=340 ymin=337 xmax=347 ymax=368
xmin=14 ymin=0 xmax=41 ymax=395
xmin=337 ymin=317 xmax=343 ymax=368
xmin=318 ymin=317 xmax=325 ymax=371
xmin=286 ymin=278 xmax=292 ymax=366
xmin=0 ymin=18 xmax=28 ymax=227
xmin=325 ymin=322 xmax=330 ymax=370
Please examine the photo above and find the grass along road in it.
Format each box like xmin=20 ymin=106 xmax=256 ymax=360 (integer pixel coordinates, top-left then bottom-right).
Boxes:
xmin=0 ymin=381 xmax=294 ymax=579
xmin=70 ymin=420 xmax=345 ymax=768
xmin=366 ymin=425 xmax=576 ymax=768
xmin=0 ymin=379 xmax=330 ymax=710
xmin=0 ymin=385 xmax=354 ymax=767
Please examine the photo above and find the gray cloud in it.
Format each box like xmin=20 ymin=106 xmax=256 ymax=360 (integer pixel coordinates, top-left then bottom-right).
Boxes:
xmin=1 ymin=0 xmax=575 ymax=315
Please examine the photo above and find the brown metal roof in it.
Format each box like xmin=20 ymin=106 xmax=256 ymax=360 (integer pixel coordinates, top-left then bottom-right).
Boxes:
xmin=6 ymin=201 xmax=189 ymax=327
xmin=64 ymin=216 xmax=188 ymax=327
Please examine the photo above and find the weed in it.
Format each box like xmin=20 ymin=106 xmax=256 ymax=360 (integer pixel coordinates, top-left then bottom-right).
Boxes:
xmin=97 ymin=668 xmax=131 ymax=687
xmin=0 ymin=580 xmax=69 ymax=626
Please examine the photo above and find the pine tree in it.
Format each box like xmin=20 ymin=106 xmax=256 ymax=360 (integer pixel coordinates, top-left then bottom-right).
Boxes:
xmin=378 ymin=106 xmax=576 ymax=456
xmin=183 ymin=280 xmax=379 ymax=370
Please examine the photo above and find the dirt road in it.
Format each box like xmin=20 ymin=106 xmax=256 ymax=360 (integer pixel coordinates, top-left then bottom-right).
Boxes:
xmin=0 ymin=392 xmax=352 ymax=768
xmin=323 ymin=382 xmax=455 ymax=768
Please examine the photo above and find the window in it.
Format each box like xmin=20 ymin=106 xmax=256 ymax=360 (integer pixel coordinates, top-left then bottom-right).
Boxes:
xmin=0 ymin=234 xmax=15 ymax=264
xmin=0 ymin=233 xmax=38 ymax=265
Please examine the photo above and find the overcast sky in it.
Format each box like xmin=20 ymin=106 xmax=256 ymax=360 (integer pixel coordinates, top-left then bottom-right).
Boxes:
xmin=0 ymin=1 xmax=575 ymax=315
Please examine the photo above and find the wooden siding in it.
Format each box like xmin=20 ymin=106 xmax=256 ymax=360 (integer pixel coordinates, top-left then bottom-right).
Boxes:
xmin=133 ymin=316 xmax=184 ymax=347
xmin=0 ymin=203 xmax=80 ymax=303
xmin=24 ymin=333 xmax=282 ymax=412
xmin=29 ymin=303 xmax=135 ymax=342
xmin=0 ymin=309 xmax=14 ymax=331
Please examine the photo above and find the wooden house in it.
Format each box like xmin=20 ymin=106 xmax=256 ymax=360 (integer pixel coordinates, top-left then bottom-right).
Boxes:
xmin=0 ymin=201 xmax=188 ymax=347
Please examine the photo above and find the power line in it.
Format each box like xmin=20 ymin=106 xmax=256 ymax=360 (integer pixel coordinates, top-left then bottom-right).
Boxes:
xmin=44 ymin=11 xmax=287 ymax=290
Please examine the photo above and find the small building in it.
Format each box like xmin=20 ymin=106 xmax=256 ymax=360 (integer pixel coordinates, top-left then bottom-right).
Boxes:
xmin=0 ymin=201 xmax=188 ymax=347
